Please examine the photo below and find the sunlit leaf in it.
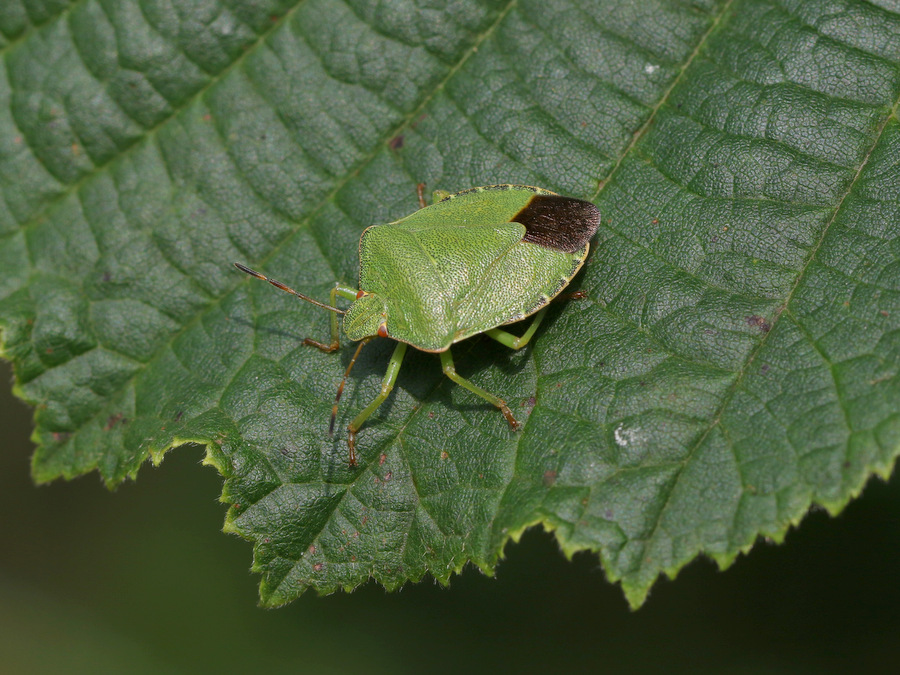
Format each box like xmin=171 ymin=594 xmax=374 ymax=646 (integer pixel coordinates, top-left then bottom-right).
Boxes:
xmin=1 ymin=0 xmax=898 ymax=607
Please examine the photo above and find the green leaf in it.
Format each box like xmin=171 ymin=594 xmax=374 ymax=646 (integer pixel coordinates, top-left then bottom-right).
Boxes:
xmin=1 ymin=0 xmax=898 ymax=608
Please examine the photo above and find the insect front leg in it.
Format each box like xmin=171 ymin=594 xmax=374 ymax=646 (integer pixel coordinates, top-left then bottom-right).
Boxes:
xmin=415 ymin=182 xmax=451 ymax=209
xmin=303 ymin=285 xmax=358 ymax=352
xmin=439 ymin=349 xmax=520 ymax=431
xmin=346 ymin=341 xmax=408 ymax=466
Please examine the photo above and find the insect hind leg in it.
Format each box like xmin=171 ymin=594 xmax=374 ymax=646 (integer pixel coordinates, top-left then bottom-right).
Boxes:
xmin=485 ymin=307 xmax=548 ymax=351
xmin=486 ymin=290 xmax=588 ymax=351
xmin=439 ymin=349 xmax=520 ymax=431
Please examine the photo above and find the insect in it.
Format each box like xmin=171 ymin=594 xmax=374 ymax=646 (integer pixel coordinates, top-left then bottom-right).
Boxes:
xmin=235 ymin=184 xmax=600 ymax=466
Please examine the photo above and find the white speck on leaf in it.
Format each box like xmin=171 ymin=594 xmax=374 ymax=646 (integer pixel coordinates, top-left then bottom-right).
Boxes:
xmin=614 ymin=424 xmax=644 ymax=447
xmin=644 ymin=63 xmax=660 ymax=74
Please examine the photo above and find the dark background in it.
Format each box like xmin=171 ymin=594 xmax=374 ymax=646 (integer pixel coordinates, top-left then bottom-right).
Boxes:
xmin=2 ymin=359 xmax=897 ymax=674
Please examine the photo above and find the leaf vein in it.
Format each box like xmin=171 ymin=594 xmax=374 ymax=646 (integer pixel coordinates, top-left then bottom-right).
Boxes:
xmin=638 ymin=73 xmax=900 ymax=574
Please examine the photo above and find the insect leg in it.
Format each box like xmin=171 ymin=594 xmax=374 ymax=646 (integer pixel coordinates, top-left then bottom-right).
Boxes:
xmin=487 ymin=289 xmax=588 ymax=351
xmin=304 ymin=285 xmax=358 ymax=352
xmin=439 ymin=349 xmax=520 ymax=431
xmin=416 ymin=182 xmax=428 ymax=209
xmin=330 ymin=339 xmax=370 ymax=438
xmin=485 ymin=307 xmax=549 ymax=351
xmin=346 ymin=341 xmax=408 ymax=467
xmin=415 ymin=182 xmax=452 ymax=208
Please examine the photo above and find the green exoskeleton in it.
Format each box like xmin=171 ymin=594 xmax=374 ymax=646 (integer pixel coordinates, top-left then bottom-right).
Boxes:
xmin=235 ymin=184 xmax=600 ymax=466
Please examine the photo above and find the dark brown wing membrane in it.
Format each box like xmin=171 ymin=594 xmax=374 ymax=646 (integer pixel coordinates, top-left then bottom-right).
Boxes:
xmin=514 ymin=195 xmax=601 ymax=253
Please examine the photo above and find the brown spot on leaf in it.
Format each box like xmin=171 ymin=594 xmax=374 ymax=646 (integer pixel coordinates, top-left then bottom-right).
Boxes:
xmin=389 ymin=135 xmax=404 ymax=150
xmin=543 ymin=470 xmax=557 ymax=487
xmin=104 ymin=413 xmax=125 ymax=431
xmin=747 ymin=315 xmax=771 ymax=333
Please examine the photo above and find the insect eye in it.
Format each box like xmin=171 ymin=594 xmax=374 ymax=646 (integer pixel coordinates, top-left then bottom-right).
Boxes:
xmin=356 ymin=290 xmax=366 ymax=299
xmin=377 ymin=322 xmax=388 ymax=338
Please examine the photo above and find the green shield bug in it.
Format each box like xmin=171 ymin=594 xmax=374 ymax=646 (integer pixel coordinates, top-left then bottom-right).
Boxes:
xmin=235 ymin=184 xmax=600 ymax=467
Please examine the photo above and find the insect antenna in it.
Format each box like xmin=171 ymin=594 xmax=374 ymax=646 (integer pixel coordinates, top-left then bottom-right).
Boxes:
xmin=330 ymin=339 xmax=369 ymax=437
xmin=233 ymin=262 xmax=345 ymax=314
